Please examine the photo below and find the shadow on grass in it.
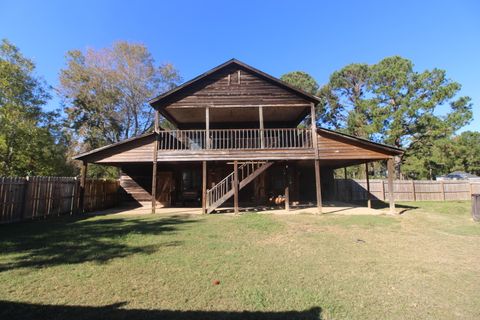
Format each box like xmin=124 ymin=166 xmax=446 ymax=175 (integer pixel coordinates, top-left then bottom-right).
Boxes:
xmin=0 ymin=214 xmax=196 ymax=272
xmin=359 ymin=200 xmax=419 ymax=213
xmin=0 ymin=301 xmax=322 ymax=320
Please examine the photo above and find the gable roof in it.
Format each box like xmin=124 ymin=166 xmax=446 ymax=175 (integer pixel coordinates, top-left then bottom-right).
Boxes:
xmin=148 ymin=58 xmax=321 ymax=108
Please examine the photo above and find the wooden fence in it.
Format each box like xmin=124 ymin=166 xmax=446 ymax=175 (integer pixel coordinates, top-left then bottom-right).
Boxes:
xmin=334 ymin=179 xmax=480 ymax=202
xmin=0 ymin=177 xmax=120 ymax=224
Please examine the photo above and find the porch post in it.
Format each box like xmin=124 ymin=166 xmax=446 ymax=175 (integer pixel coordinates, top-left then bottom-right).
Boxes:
xmin=284 ymin=164 xmax=290 ymax=211
xmin=205 ymin=106 xmax=210 ymax=149
xmin=310 ymin=102 xmax=318 ymax=152
xmin=387 ymin=158 xmax=396 ymax=214
xmin=202 ymin=161 xmax=207 ymax=214
xmin=314 ymin=159 xmax=322 ymax=214
xmin=311 ymin=102 xmax=321 ymax=214
xmin=79 ymin=161 xmax=88 ymax=213
xmin=151 ymin=110 xmax=160 ymax=214
xmin=234 ymin=160 xmax=239 ymax=214
xmin=259 ymin=105 xmax=265 ymax=148
xmin=365 ymin=162 xmax=371 ymax=209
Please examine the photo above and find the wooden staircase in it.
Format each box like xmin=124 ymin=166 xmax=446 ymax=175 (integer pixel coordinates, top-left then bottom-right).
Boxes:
xmin=206 ymin=161 xmax=273 ymax=214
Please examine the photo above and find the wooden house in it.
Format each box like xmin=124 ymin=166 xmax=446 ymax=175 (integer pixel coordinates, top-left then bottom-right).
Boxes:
xmin=73 ymin=59 xmax=403 ymax=214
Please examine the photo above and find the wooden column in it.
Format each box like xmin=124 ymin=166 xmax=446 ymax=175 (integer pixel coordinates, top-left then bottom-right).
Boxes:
xmin=314 ymin=159 xmax=322 ymax=214
xmin=365 ymin=162 xmax=371 ymax=209
xmin=387 ymin=158 xmax=396 ymax=214
xmin=79 ymin=161 xmax=88 ymax=213
xmin=310 ymin=103 xmax=318 ymax=155
xmin=284 ymin=164 xmax=290 ymax=211
xmin=205 ymin=106 xmax=210 ymax=149
xmin=259 ymin=106 xmax=265 ymax=148
xmin=151 ymin=110 xmax=160 ymax=214
xmin=344 ymin=167 xmax=348 ymax=180
xmin=233 ymin=160 xmax=239 ymax=214
xmin=202 ymin=161 xmax=207 ymax=214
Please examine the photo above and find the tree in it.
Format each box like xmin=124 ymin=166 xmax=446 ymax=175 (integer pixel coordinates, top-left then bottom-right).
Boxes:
xmin=451 ymin=131 xmax=480 ymax=176
xmin=0 ymin=39 xmax=73 ymax=176
xmin=280 ymin=71 xmax=319 ymax=95
xmin=318 ymin=64 xmax=379 ymax=138
xmin=369 ymin=56 xmax=472 ymax=177
xmin=59 ymin=41 xmax=181 ymax=152
xmin=402 ymin=131 xmax=480 ymax=179
xmin=319 ymin=56 xmax=473 ymax=178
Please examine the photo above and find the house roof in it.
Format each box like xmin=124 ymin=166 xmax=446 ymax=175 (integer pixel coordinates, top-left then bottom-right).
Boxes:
xmin=317 ymin=127 xmax=404 ymax=155
xmin=72 ymin=127 xmax=403 ymax=163
xmin=148 ymin=58 xmax=322 ymax=108
xmin=72 ymin=131 xmax=156 ymax=161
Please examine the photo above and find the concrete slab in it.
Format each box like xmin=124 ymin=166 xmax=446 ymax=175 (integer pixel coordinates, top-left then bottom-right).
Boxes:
xmin=91 ymin=201 xmax=387 ymax=217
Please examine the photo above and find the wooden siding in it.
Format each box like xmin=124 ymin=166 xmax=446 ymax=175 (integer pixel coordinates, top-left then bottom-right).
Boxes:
xmin=317 ymin=131 xmax=393 ymax=160
xmin=155 ymin=149 xmax=316 ymax=162
xmin=120 ymin=173 xmax=152 ymax=202
xmin=162 ymin=66 xmax=310 ymax=126
xmin=92 ymin=135 xmax=155 ymax=164
xmin=83 ymin=131 xmax=399 ymax=165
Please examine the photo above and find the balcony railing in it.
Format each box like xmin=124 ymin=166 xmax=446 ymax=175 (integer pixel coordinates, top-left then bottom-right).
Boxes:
xmin=158 ymin=128 xmax=313 ymax=150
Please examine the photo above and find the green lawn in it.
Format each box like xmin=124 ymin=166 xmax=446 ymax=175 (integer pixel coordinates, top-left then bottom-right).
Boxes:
xmin=1 ymin=201 xmax=479 ymax=319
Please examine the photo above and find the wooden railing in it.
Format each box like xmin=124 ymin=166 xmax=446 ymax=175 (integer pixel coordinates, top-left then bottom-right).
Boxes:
xmin=158 ymin=128 xmax=313 ymax=150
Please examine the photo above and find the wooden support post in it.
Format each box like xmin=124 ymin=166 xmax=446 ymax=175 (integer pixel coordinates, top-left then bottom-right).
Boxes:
xmin=365 ymin=162 xmax=371 ymax=209
xmin=202 ymin=161 xmax=207 ymax=214
xmin=205 ymin=106 xmax=210 ymax=149
xmin=314 ymin=159 xmax=322 ymax=214
xmin=234 ymin=160 xmax=239 ymax=214
xmin=79 ymin=161 xmax=88 ymax=213
xmin=387 ymin=158 xmax=396 ymax=214
xmin=310 ymin=103 xmax=319 ymax=155
xmin=151 ymin=110 xmax=160 ymax=214
xmin=344 ymin=167 xmax=347 ymax=180
xmin=259 ymin=106 xmax=265 ymax=148
xmin=284 ymin=164 xmax=290 ymax=211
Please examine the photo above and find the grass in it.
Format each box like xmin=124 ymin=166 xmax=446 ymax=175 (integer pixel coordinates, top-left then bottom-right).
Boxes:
xmin=1 ymin=201 xmax=479 ymax=319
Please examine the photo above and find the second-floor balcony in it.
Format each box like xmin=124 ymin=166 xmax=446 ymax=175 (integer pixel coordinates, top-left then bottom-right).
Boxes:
xmin=158 ymin=128 xmax=313 ymax=151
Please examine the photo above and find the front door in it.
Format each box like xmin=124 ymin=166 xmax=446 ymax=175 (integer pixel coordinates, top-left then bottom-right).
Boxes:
xmin=156 ymin=172 xmax=174 ymax=207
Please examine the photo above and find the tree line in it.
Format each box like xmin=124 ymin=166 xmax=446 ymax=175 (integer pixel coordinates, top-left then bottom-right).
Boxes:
xmin=0 ymin=39 xmax=477 ymax=179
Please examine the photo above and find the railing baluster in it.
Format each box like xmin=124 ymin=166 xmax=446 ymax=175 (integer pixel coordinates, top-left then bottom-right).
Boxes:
xmin=158 ymin=128 xmax=313 ymax=151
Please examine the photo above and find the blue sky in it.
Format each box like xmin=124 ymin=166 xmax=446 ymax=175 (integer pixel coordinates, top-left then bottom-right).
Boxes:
xmin=1 ymin=0 xmax=479 ymax=131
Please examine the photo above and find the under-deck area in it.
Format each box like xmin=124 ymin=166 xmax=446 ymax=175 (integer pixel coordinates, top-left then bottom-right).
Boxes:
xmin=119 ymin=160 xmax=333 ymax=212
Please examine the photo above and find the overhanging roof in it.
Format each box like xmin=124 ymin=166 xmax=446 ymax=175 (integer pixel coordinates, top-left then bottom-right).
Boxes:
xmin=317 ymin=127 xmax=404 ymax=155
xmin=72 ymin=132 xmax=156 ymax=161
xmin=149 ymin=58 xmax=321 ymax=107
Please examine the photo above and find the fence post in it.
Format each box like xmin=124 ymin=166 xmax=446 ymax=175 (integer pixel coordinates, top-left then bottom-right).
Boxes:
xmin=411 ymin=180 xmax=416 ymax=201
xmin=381 ymin=180 xmax=385 ymax=201
xmin=20 ymin=176 xmax=30 ymax=220
xmin=79 ymin=162 xmax=88 ymax=213
xmin=441 ymin=181 xmax=446 ymax=201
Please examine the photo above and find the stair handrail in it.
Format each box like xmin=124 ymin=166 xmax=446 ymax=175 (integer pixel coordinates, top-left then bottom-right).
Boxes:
xmin=206 ymin=161 xmax=267 ymax=207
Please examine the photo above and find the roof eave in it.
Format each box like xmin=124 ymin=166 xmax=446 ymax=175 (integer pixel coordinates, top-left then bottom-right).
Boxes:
xmin=317 ymin=127 xmax=405 ymax=155
xmin=72 ymin=131 xmax=156 ymax=161
xmin=148 ymin=58 xmax=322 ymax=109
